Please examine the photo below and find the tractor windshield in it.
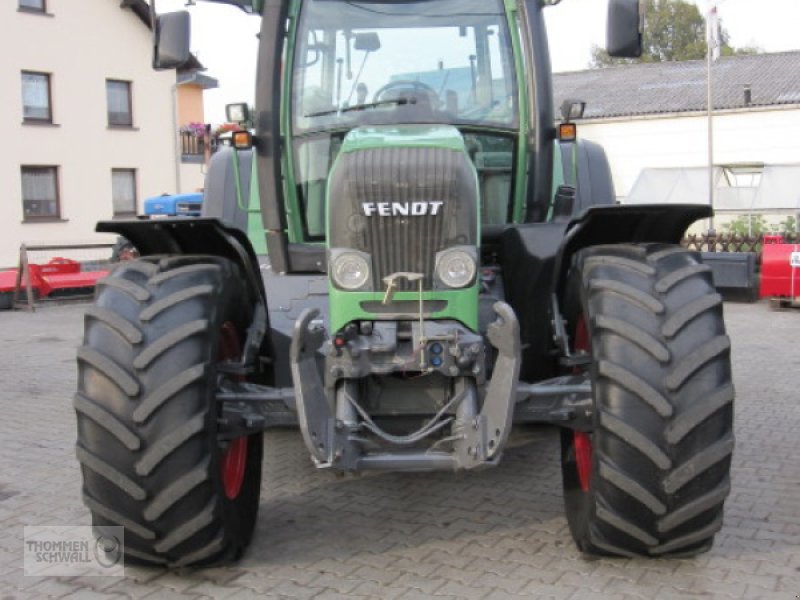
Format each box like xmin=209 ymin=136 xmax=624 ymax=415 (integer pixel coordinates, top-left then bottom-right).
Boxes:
xmin=292 ymin=0 xmax=518 ymax=133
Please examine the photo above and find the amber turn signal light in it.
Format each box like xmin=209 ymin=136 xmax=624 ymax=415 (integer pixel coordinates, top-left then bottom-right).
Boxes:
xmin=232 ymin=131 xmax=253 ymax=149
xmin=559 ymin=123 xmax=577 ymax=141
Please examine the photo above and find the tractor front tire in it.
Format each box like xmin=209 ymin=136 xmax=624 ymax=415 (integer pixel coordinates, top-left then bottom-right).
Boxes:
xmin=75 ymin=255 xmax=263 ymax=567
xmin=560 ymin=244 xmax=734 ymax=558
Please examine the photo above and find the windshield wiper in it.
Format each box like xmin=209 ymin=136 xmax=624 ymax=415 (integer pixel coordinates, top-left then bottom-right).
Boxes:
xmin=304 ymin=97 xmax=416 ymax=119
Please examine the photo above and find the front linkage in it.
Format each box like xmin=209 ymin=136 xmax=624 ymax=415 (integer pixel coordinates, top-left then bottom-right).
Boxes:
xmin=290 ymin=302 xmax=520 ymax=471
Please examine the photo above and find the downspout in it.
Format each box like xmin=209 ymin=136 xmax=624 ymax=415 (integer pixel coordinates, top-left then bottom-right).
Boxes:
xmin=172 ymin=82 xmax=182 ymax=193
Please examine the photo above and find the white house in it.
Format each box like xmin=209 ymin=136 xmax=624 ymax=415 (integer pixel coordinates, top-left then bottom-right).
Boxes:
xmin=0 ymin=0 xmax=211 ymax=268
xmin=554 ymin=51 xmax=800 ymax=229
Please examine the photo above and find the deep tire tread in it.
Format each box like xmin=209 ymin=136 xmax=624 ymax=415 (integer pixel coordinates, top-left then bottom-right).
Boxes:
xmin=561 ymin=243 xmax=734 ymax=559
xmin=95 ymin=277 xmax=151 ymax=302
xmin=593 ymin=316 xmax=670 ymax=363
xmin=134 ymin=414 xmax=206 ymax=477
xmin=661 ymin=293 xmax=722 ymax=338
xmin=139 ymin=285 xmax=214 ymax=322
xmin=664 ymin=336 xmax=731 ymax=392
xmin=649 ymin=515 xmax=724 ymax=556
xmin=662 ymin=434 xmax=735 ymax=494
xmin=664 ymin=384 xmax=734 ymax=444
xmin=76 ymin=348 xmax=139 ymax=397
xmin=598 ymin=460 xmax=666 ymax=515
xmin=132 ymin=364 xmax=206 ymax=424
xmin=657 ymin=480 xmax=731 ymax=533
xmin=144 ymin=460 xmax=210 ymax=522
xmin=153 ymin=500 xmax=216 ymax=553
xmin=583 ymin=256 xmax=655 ymax=280
xmin=173 ymin=531 xmax=225 ymax=567
xmin=75 ymin=445 xmax=146 ymax=500
xmin=654 ymin=264 xmax=711 ymax=293
xmin=117 ymin=260 xmax=159 ymax=278
xmin=599 ymin=411 xmax=672 ymax=469
xmin=595 ymin=501 xmax=658 ymax=546
xmin=588 ymin=279 xmax=666 ymax=314
xmin=149 ymin=263 xmax=222 ymax=286
xmin=132 ymin=320 xmax=209 ymax=370
xmin=597 ymin=361 xmax=672 ymax=418
xmin=76 ymin=255 xmax=263 ymax=567
xmin=84 ymin=306 xmax=143 ymax=345
xmin=82 ymin=491 xmax=155 ymax=540
xmin=73 ymin=393 xmax=141 ymax=451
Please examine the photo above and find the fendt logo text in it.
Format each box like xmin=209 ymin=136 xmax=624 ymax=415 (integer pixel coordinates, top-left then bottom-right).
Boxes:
xmin=361 ymin=201 xmax=444 ymax=217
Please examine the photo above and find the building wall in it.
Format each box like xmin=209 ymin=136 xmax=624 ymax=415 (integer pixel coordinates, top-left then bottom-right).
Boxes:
xmin=577 ymin=106 xmax=800 ymax=199
xmin=176 ymin=83 xmax=209 ymax=193
xmin=177 ymin=84 xmax=205 ymax=125
xmin=0 ymin=1 xmax=179 ymax=267
xmin=180 ymin=163 xmax=207 ymax=193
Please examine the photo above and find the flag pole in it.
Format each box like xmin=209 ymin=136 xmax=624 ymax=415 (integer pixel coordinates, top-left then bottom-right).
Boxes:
xmin=706 ymin=3 xmax=717 ymax=234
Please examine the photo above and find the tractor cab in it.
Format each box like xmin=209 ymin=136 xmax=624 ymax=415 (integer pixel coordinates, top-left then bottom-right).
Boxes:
xmin=290 ymin=0 xmax=521 ymax=239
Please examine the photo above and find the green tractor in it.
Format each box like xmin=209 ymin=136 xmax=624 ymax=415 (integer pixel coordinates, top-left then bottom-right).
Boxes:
xmin=75 ymin=0 xmax=734 ymax=566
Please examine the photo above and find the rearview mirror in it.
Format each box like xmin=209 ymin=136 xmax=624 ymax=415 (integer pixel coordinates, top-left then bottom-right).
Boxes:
xmin=354 ymin=32 xmax=381 ymax=53
xmin=153 ymin=11 xmax=191 ymax=70
xmin=607 ymin=0 xmax=642 ymax=58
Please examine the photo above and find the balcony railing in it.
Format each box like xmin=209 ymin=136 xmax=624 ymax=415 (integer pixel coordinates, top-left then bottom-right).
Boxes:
xmin=180 ymin=129 xmax=219 ymax=164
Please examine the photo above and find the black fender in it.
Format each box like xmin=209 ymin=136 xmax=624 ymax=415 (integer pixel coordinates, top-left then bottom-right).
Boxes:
xmin=502 ymin=203 xmax=712 ymax=382
xmin=203 ymin=147 xmax=254 ymax=234
xmin=557 ymin=138 xmax=617 ymax=216
xmin=553 ymin=203 xmax=712 ymax=298
xmin=96 ymin=217 xmax=266 ymax=307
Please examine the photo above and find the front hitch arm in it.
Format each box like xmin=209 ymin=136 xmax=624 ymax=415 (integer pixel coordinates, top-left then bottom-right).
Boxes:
xmin=290 ymin=308 xmax=338 ymax=466
xmin=454 ymin=301 xmax=521 ymax=467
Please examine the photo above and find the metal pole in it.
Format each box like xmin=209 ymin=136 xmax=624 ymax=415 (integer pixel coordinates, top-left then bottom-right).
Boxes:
xmin=707 ymin=31 xmax=715 ymax=234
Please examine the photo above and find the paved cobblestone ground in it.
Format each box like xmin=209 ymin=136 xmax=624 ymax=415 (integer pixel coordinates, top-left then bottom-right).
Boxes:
xmin=0 ymin=300 xmax=798 ymax=599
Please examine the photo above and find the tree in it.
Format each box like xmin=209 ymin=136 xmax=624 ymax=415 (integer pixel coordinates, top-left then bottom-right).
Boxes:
xmin=779 ymin=215 xmax=798 ymax=234
xmin=722 ymin=215 xmax=768 ymax=237
xmin=591 ymin=0 xmax=760 ymax=68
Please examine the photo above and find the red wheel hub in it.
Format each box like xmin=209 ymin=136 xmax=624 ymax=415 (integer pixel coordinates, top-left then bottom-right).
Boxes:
xmin=221 ymin=436 xmax=248 ymax=500
xmin=574 ymin=315 xmax=590 ymax=355
xmin=573 ymin=314 xmax=593 ymax=493
xmin=219 ymin=322 xmax=248 ymax=500
xmin=573 ymin=431 xmax=593 ymax=492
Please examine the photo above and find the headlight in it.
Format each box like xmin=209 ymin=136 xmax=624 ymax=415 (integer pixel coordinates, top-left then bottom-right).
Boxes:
xmin=436 ymin=248 xmax=476 ymax=289
xmin=331 ymin=252 xmax=371 ymax=290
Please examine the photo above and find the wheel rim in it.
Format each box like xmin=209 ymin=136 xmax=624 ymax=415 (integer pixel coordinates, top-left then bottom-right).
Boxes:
xmin=218 ymin=321 xmax=248 ymax=500
xmin=573 ymin=314 xmax=593 ymax=493
xmin=118 ymin=247 xmax=139 ymax=261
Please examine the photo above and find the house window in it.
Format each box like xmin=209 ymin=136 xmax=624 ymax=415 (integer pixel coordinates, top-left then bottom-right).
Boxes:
xmin=19 ymin=0 xmax=46 ymax=13
xmin=21 ymin=72 xmax=52 ymax=122
xmin=21 ymin=166 xmax=60 ymax=220
xmin=106 ymin=80 xmax=133 ymax=127
xmin=112 ymin=169 xmax=137 ymax=216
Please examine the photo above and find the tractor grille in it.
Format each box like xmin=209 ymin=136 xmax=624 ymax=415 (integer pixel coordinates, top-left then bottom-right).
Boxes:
xmin=328 ymin=145 xmax=477 ymax=291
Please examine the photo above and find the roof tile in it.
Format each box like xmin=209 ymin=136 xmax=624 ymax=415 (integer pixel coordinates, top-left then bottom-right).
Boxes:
xmin=553 ymin=51 xmax=800 ymax=119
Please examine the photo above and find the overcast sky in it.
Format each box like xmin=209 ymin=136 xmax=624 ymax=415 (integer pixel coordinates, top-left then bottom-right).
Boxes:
xmin=156 ymin=0 xmax=800 ymax=124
